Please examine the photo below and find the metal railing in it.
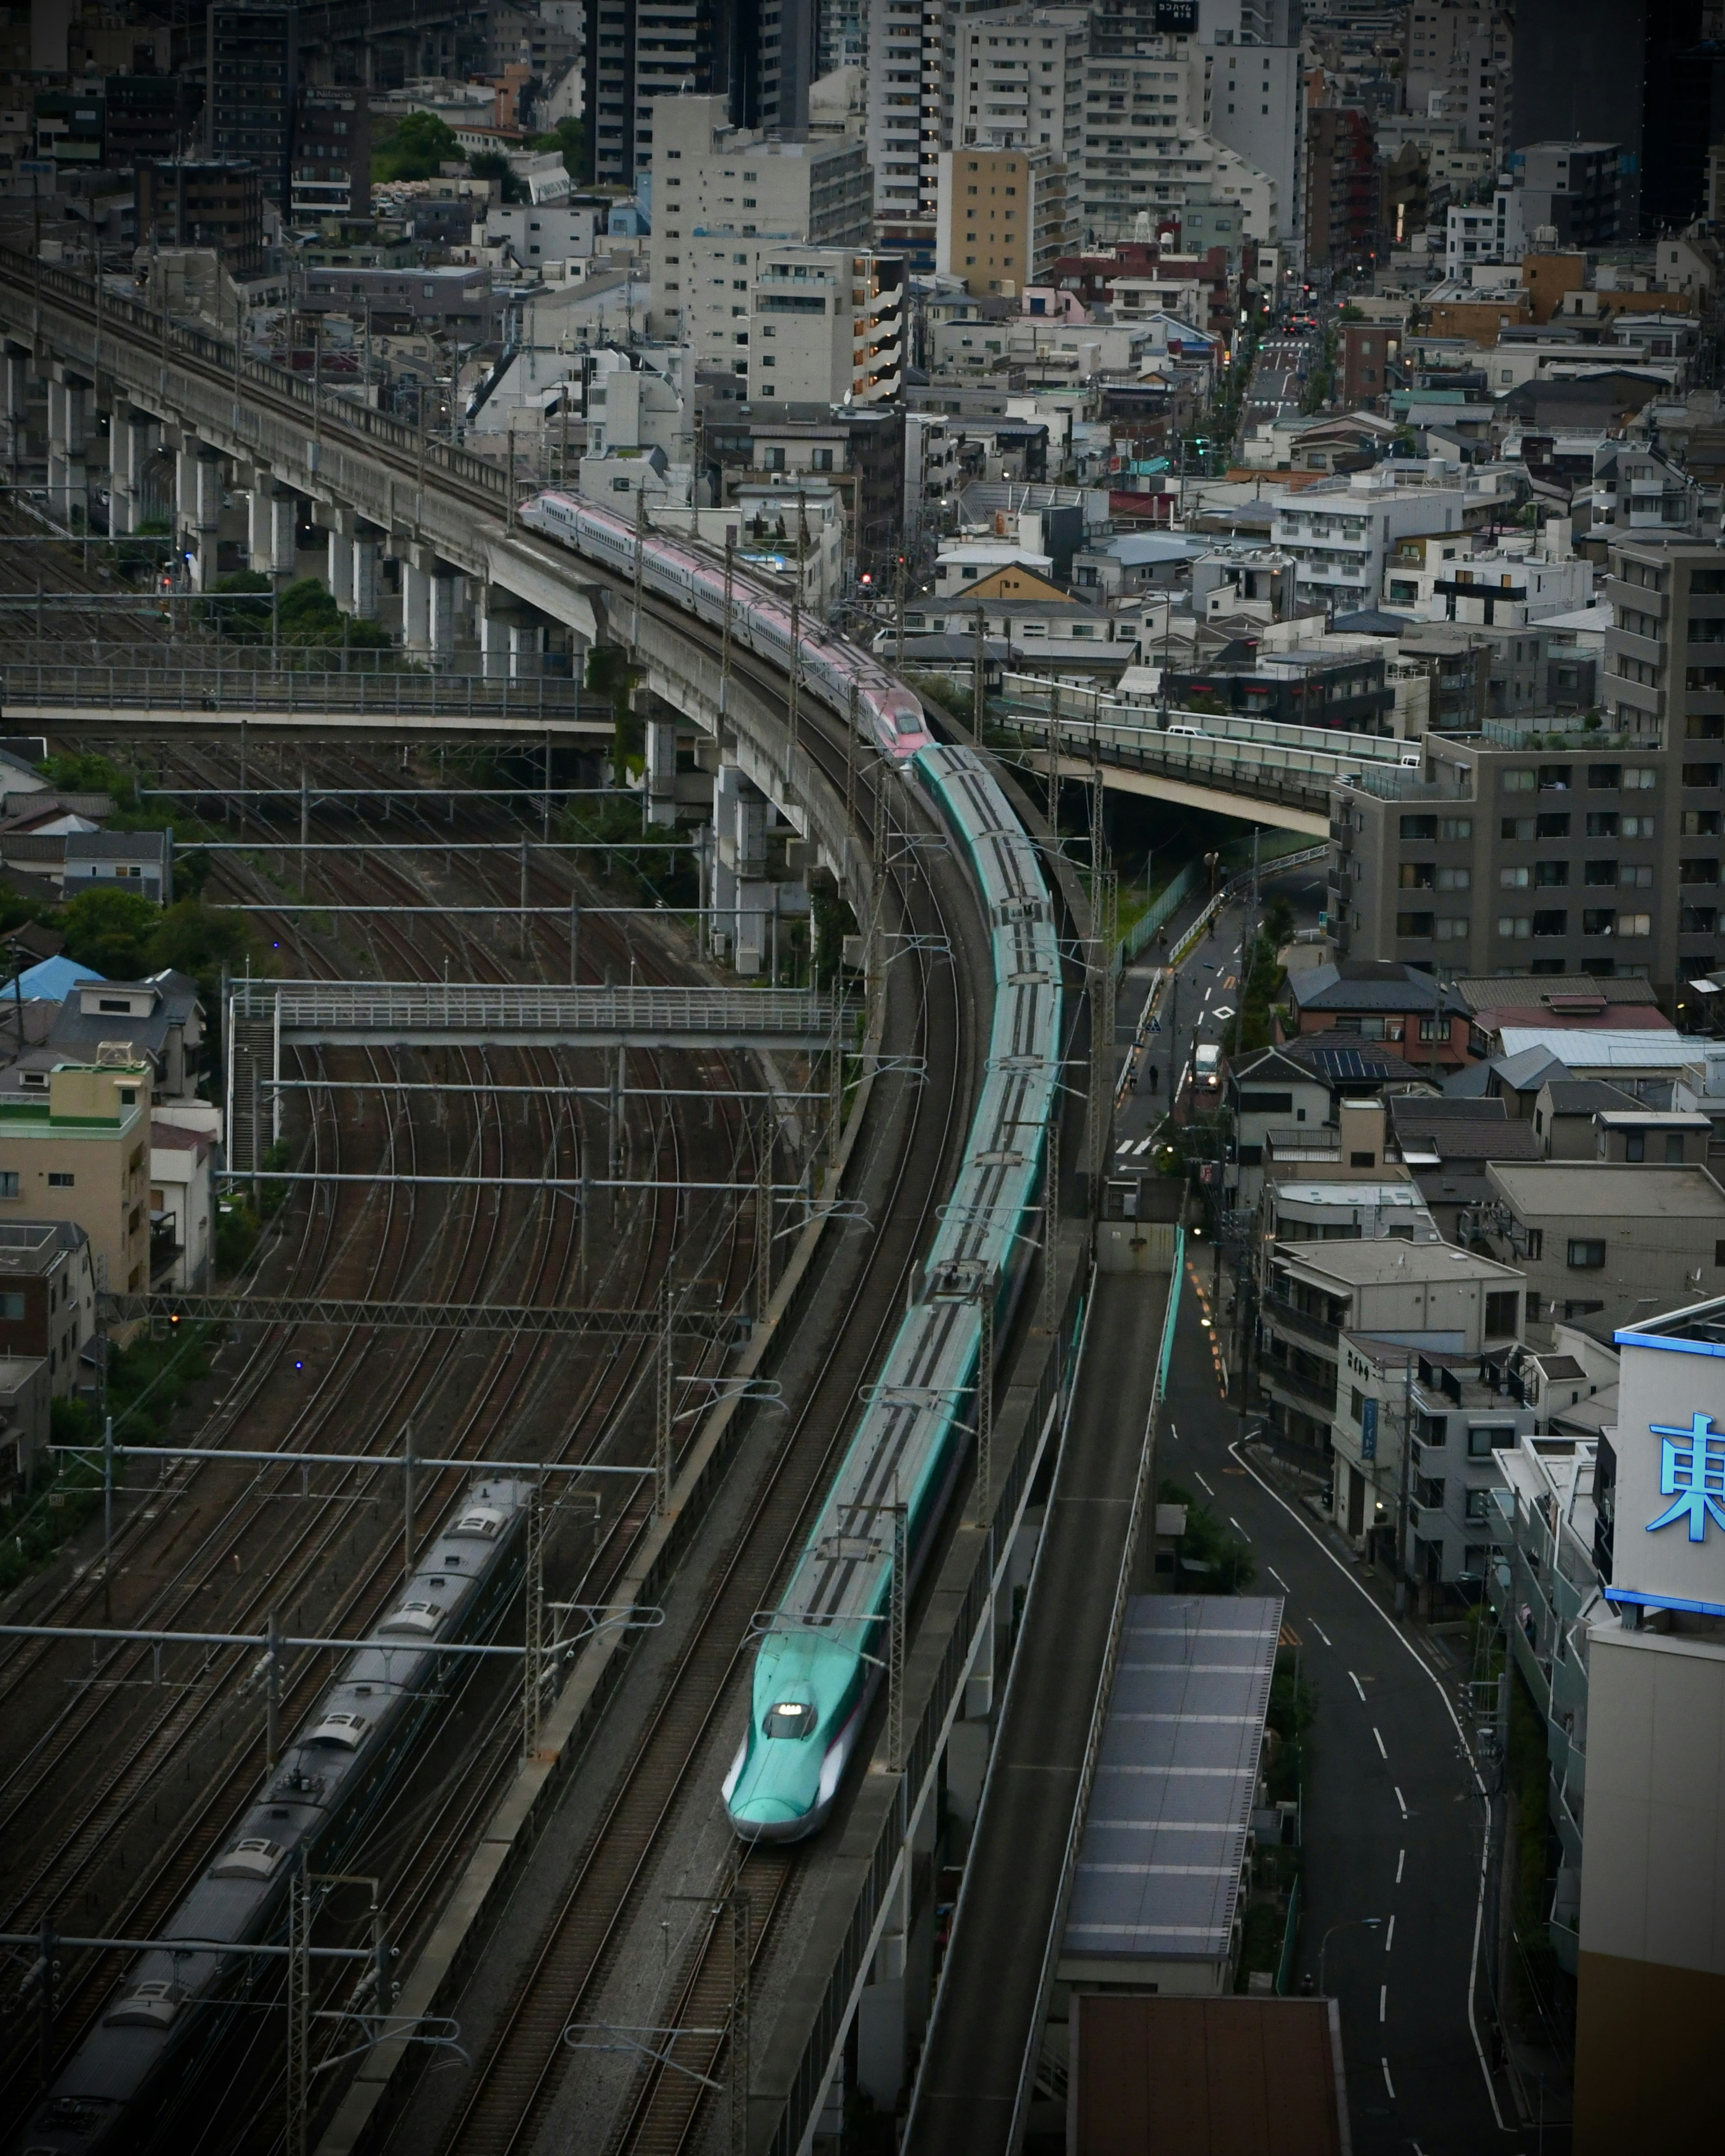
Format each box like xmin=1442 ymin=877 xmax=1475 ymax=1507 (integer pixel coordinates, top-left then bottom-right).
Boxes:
xmin=992 ymin=706 xmax=1340 ymax=814
xmin=2 ymin=663 xmax=591 ymax=720
xmin=1261 ymin=1293 xmax=1341 ymax=1349
xmin=236 ymin=979 xmax=843 ymax=1038
xmin=1259 ymin=1353 xmax=1338 ymax=1413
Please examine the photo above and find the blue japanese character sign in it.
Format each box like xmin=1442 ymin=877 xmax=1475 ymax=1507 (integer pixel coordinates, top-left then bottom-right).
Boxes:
xmin=1646 ymin=1413 xmax=1725 ymax=1543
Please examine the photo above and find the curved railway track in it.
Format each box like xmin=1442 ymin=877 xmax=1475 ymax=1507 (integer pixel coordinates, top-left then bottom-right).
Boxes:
xmin=0 ymin=742 xmax=762 ymax=2134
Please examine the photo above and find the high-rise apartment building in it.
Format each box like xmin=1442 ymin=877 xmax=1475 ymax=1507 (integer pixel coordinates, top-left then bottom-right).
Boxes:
xmin=584 ymin=0 xmax=816 ymax=193
xmin=1402 ymin=1 xmax=1511 ymax=155
xmin=934 ymin=144 xmax=1078 ymax=293
xmin=952 ymin=7 xmax=1088 ymax=156
xmin=1304 ymin=104 xmax=1376 ymax=270
xmin=205 ymin=0 xmax=297 ymax=212
xmin=1200 ymin=19 xmax=1302 ymax=267
xmin=1511 ymin=0 xmax=1645 ymax=236
xmin=292 ymin=88 xmax=369 ymax=226
xmin=650 ymin=93 xmax=872 ymax=358
xmin=747 ymin=245 xmax=904 ymax=402
xmin=1331 ymin=539 xmax=1725 ymax=998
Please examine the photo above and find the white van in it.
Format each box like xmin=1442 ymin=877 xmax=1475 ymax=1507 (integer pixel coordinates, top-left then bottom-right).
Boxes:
xmin=1167 ymin=723 xmax=1206 ymax=739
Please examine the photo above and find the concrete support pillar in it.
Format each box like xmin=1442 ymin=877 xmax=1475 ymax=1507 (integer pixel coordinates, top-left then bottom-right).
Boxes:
xmin=646 ymin=716 xmax=677 ymax=827
xmin=352 ymin=535 xmax=380 ymax=620
xmin=113 ymin=407 xmax=158 ymax=537
xmin=479 ymin=603 xmax=512 ymax=680
xmin=402 ymin=562 xmax=432 ymax=655
xmin=2 ymin=344 xmax=29 ymax=471
xmin=47 ymin=380 xmax=90 ymax=527
xmin=428 ymin=571 xmax=460 ymax=667
xmin=327 ymin=528 xmax=356 ymax=612
xmin=182 ymin=446 xmax=224 ymax=591
xmin=247 ymin=486 xmax=298 ymax=581
xmin=508 ymin=619 xmax=544 ymax=679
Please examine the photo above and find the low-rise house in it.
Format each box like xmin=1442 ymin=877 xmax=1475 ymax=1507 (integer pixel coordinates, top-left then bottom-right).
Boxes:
xmin=0 ymin=1060 xmax=152 ymax=1298
xmin=1279 ymin=960 xmax=1471 ymax=1070
xmin=1592 ymin=1109 xmax=1712 ymax=1166
xmin=1330 ymin=1339 xmax=1534 ymax=1590
xmin=1257 ymin=1231 xmax=1524 ymax=1455
xmin=48 ymin=973 xmax=205 ymax=1101
xmin=0 ymin=1219 xmax=97 ymax=1396
xmin=150 ymin=1117 xmax=215 ymax=1290
xmin=1473 ymin=1160 xmax=1725 ymax=1333
xmin=1226 ymin=1045 xmax=1339 ymax=1207
xmin=0 ymin=1352 xmax=49 ymax=1492
xmin=63 ymin=829 xmax=172 ymax=904
xmin=1385 ymin=1095 xmax=1544 ymax=1237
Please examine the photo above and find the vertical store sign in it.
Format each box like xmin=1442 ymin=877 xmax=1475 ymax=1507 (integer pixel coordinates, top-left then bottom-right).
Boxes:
xmin=1609 ymin=1317 xmax=1725 ymax=1614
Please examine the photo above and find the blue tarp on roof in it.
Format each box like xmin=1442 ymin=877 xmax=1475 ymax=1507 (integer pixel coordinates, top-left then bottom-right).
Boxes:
xmin=17 ymin=956 xmax=103 ymax=1001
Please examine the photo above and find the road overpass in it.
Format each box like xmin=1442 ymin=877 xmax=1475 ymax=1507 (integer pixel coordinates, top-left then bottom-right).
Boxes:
xmin=991 ymin=673 xmax=1423 ymax=836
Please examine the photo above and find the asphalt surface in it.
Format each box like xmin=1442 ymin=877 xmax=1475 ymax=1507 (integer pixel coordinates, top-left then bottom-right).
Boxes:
xmin=1245 ymin=330 xmax=1314 ymax=420
xmin=1103 ymin=865 xmax=1528 ymax=2152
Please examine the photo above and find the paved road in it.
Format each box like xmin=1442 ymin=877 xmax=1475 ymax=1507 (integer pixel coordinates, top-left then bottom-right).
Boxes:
xmin=1103 ymin=865 xmax=1527 ymax=2149
xmin=1160 ymin=1277 xmax=1524 ymax=2153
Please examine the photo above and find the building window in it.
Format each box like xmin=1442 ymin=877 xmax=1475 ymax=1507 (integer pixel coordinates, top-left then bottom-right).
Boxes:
xmin=1484 ymin=1292 xmax=1518 ymax=1336
xmin=0 ymin=1174 xmax=17 ymax=1200
xmin=1567 ymin=1238 xmax=1606 ymax=1269
xmin=48 ymin=1172 xmax=74 ymax=1188
xmin=0 ymin=1292 xmax=20 ymax=1320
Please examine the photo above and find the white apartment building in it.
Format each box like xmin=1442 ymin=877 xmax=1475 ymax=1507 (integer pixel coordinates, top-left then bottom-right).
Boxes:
xmin=953 ymin=5 xmax=1089 ymax=156
xmin=1080 ymin=37 xmax=1279 ymax=243
xmin=650 ymin=94 xmax=873 ymax=345
xmin=1384 ymin=520 xmax=1596 ymax=628
xmin=1200 ymin=37 xmax=1302 ymax=266
xmin=1444 ymin=178 xmax=1524 ymax=279
xmin=1272 ymin=472 xmax=1474 ymax=615
xmin=748 ymin=246 xmax=904 ymax=404
xmin=867 ymin=0 xmax=1004 ymax=225
xmin=1402 ymin=0 xmax=1512 ymax=155
xmin=477 ymin=203 xmax=605 ymax=268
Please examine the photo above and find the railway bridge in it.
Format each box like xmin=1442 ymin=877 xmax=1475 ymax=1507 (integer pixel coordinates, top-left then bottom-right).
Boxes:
xmin=0 ymin=249 xmax=1181 ymax=2156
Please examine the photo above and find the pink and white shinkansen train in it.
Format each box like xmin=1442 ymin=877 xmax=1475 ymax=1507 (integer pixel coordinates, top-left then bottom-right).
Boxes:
xmin=518 ymin=488 xmax=932 ymax=761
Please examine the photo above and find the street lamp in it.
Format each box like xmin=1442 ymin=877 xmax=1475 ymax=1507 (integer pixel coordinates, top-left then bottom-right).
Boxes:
xmin=1315 ymin=1916 xmax=1382 ymax=1995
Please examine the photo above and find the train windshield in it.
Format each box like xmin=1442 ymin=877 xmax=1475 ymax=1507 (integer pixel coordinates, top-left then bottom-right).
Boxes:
xmin=763 ymin=1701 xmax=816 ymax=1739
xmin=894 ymin=709 xmax=923 ymax=735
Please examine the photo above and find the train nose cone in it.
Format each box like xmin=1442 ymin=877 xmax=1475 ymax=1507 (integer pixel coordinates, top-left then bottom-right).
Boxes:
xmin=729 ymin=1796 xmax=804 ymax=1840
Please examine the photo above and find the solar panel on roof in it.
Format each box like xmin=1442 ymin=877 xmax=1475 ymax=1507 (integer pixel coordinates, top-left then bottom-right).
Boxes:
xmin=1312 ymin=1047 xmax=1393 ymax=1078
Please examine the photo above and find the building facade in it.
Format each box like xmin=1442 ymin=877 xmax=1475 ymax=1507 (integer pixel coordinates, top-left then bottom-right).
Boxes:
xmin=204 ymin=0 xmax=297 ymax=211
xmin=747 ymin=246 xmax=905 ymax=403
xmin=935 ymin=145 xmax=1077 ymax=295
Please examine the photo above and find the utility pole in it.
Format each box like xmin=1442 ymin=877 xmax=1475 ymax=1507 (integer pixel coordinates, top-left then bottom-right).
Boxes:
xmin=730 ymin=1891 xmax=752 ymax=2156
xmin=286 ymin=1856 xmax=310 ymax=2156
xmin=895 ymin=552 xmax=908 ymax=674
xmin=655 ymin=1274 xmax=674 ymax=1517
xmin=1233 ymin=825 xmax=1259 ymax=1060
xmin=522 ymin=1478 xmax=546 ymax=1760
xmin=265 ymin=1609 xmax=282 ymax=1766
xmin=1394 ymin=1348 xmax=1415 ymax=1614
xmin=1047 ymin=681 xmax=1061 ymax=836
xmin=720 ymin=533 xmax=734 ymax=719
xmin=755 ymin=1110 xmax=774 ymax=1325
xmin=631 ymin=482 xmax=646 ymax=655
xmin=401 ymin=1423 xmax=416 ymax=1586
xmin=973 ymin=603 xmax=986 ymax=742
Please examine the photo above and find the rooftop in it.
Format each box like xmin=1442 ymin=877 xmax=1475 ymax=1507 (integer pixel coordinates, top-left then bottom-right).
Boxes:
xmin=1488 ymin=1162 xmax=1725 ymax=1220
xmin=1278 ymin=1237 xmax=1523 ymax=1287
xmin=1062 ymin=1596 xmax=1281 ymax=1967
xmin=1495 ymin=1028 xmax=1702 ymax=1071
xmin=1538 ymin=1079 xmax=1645 ymax=1114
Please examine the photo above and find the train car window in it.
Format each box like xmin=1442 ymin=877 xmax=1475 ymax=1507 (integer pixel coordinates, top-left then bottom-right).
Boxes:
xmin=764 ymin=1701 xmax=816 ymax=1738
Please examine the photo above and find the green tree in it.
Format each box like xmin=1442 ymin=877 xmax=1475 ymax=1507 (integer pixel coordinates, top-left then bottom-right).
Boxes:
xmin=59 ymin=887 xmax=159 ymax=977
xmin=529 ymin=117 xmax=585 ymax=177
xmin=149 ymin=897 xmax=254 ymax=991
xmin=469 ymin=150 xmax=527 ymax=202
xmin=373 ymin=111 xmax=460 ymax=183
xmin=200 ymin=568 xmax=272 ymax=641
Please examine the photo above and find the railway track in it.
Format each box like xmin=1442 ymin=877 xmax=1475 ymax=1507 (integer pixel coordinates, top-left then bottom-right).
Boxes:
xmin=402 ymin=660 xmax=982 ymax=2156
xmin=0 ymin=741 xmax=763 ymax=2136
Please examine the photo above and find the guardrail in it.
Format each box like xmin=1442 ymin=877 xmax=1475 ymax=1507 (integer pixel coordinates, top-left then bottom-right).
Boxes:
xmin=0 ymin=241 xmax=509 ymax=509
xmin=993 ymin=708 xmax=1343 ymax=813
xmin=1000 ymin=674 xmax=1420 ymax=766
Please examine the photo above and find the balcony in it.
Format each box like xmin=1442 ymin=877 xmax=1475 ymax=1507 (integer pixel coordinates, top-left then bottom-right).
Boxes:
xmin=1261 ymin=1353 xmax=1339 ymax=1415
xmin=1262 ymin=1292 xmax=1343 ymax=1349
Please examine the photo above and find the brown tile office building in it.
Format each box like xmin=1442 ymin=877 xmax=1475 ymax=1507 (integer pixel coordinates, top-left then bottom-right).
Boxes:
xmin=1331 ymin=539 xmax=1725 ymax=997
